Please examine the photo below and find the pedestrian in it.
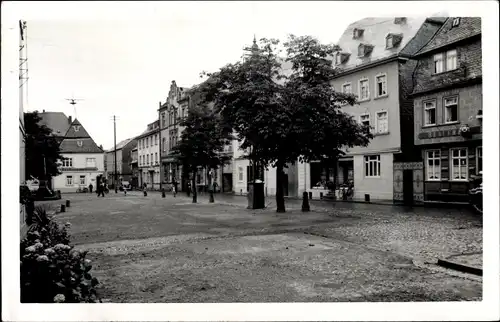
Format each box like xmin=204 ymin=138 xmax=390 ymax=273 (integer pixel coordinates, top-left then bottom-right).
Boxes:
xmin=98 ymin=182 xmax=105 ymax=197
xmin=187 ymin=181 xmax=191 ymax=197
xmin=172 ymin=177 xmax=177 ymax=197
xmin=89 ymin=183 xmax=93 ymax=194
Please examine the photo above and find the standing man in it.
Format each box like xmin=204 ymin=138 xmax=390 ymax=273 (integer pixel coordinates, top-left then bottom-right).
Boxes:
xmin=89 ymin=183 xmax=93 ymax=194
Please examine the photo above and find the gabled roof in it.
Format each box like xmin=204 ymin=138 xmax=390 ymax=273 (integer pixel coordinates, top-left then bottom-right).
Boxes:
xmin=64 ymin=119 xmax=92 ymax=138
xmin=414 ymin=17 xmax=481 ymax=57
xmin=37 ymin=112 xmax=71 ymax=137
xmin=59 ymin=138 xmax=103 ymax=154
xmin=334 ymin=17 xmax=428 ymax=70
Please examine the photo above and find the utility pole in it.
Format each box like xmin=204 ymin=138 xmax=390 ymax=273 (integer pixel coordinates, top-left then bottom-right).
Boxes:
xmin=158 ymin=101 xmax=162 ymax=191
xmin=113 ymin=115 xmax=118 ymax=193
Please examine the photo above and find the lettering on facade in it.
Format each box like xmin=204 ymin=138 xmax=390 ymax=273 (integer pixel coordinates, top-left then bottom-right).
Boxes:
xmin=418 ymin=126 xmax=481 ymax=140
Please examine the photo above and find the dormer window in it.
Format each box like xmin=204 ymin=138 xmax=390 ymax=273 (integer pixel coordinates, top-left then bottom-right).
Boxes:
xmin=73 ymin=125 xmax=80 ymax=132
xmin=357 ymin=43 xmax=374 ymax=57
xmin=394 ymin=17 xmax=407 ymax=25
xmin=77 ymin=140 xmax=83 ymax=147
xmin=452 ymin=17 xmax=461 ymax=28
xmin=385 ymin=33 xmax=403 ymax=49
xmin=353 ymin=28 xmax=364 ymax=39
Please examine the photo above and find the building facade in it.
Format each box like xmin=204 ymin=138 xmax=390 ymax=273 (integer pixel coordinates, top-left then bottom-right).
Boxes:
xmin=296 ymin=17 xmax=446 ymax=203
xmin=136 ymin=120 xmax=161 ymax=189
xmin=104 ymin=138 xmax=137 ymax=187
xmin=411 ymin=17 xmax=482 ymax=203
xmin=159 ymin=81 xmax=187 ymax=191
xmin=50 ymin=117 xmax=105 ymax=192
xmin=130 ymin=147 xmax=139 ymax=189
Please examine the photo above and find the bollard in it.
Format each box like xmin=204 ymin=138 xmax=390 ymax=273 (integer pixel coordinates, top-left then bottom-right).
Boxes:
xmin=66 ymin=200 xmax=70 ymax=208
xmin=320 ymin=192 xmax=323 ymax=200
xmin=365 ymin=194 xmax=370 ymax=202
xmin=240 ymin=189 xmax=243 ymax=196
xmin=308 ymin=191 xmax=312 ymax=200
xmin=60 ymin=204 xmax=66 ymax=213
xmin=143 ymin=190 xmax=147 ymax=197
xmin=57 ymin=190 xmax=62 ymax=199
xmin=302 ymin=191 xmax=310 ymax=212
xmin=161 ymin=189 xmax=166 ymax=198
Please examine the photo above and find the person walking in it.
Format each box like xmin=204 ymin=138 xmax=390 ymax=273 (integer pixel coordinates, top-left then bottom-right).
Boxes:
xmin=89 ymin=183 xmax=93 ymax=194
xmin=172 ymin=177 xmax=177 ymax=197
xmin=186 ymin=181 xmax=191 ymax=197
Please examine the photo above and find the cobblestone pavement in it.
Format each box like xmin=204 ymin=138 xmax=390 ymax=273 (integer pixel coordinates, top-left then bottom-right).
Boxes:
xmin=41 ymin=192 xmax=482 ymax=302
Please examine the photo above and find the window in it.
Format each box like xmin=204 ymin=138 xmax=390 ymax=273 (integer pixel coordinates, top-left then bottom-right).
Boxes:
xmin=451 ymin=148 xmax=468 ymax=181
xmin=353 ymin=28 xmax=364 ymax=39
xmin=444 ymin=97 xmax=458 ymax=123
xmin=364 ymin=155 xmax=381 ymax=177
xmin=452 ymin=17 xmax=460 ymax=27
xmin=155 ymin=153 xmax=158 ymax=163
xmin=79 ymin=175 xmax=86 ymax=185
xmin=386 ymin=36 xmax=393 ymax=49
xmin=424 ymin=101 xmax=437 ymax=126
xmin=358 ymin=79 xmax=369 ymax=101
xmin=334 ymin=52 xmax=342 ymax=65
xmin=146 ymin=138 xmax=149 ymax=148
xmin=86 ymin=158 xmax=96 ymax=168
xmin=426 ymin=150 xmax=441 ymax=180
xmin=434 ymin=53 xmax=444 ymax=73
xmin=446 ymin=49 xmax=457 ymax=71
xmin=238 ymin=167 xmax=244 ymax=181
xmin=62 ymin=158 xmax=73 ymax=167
xmin=181 ymin=108 xmax=186 ymax=120
xmin=376 ymin=111 xmax=388 ymax=134
xmin=476 ymin=146 xmax=482 ymax=174
xmin=162 ymin=138 xmax=166 ymax=152
xmin=147 ymin=154 xmax=149 ymax=165
xmin=375 ymin=74 xmax=387 ymax=97
xmin=77 ymin=140 xmax=83 ymax=147
xmin=342 ymin=82 xmax=352 ymax=94
xmin=161 ymin=113 xmax=166 ymax=127
xmin=360 ymin=114 xmax=370 ymax=127
xmin=435 ymin=50 xmax=458 ymax=73
xmin=66 ymin=176 xmax=73 ymax=186
xmin=73 ymin=125 xmax=80 ymax=132
xmin=150 ymin=153 xmax=153 ymax=165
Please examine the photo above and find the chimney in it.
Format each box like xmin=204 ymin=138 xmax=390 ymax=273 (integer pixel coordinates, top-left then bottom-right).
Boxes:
xmin=68 ymin=116 xmax=72 ymax=124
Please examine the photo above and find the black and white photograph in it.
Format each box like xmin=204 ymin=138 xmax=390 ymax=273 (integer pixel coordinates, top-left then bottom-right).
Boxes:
xmin=2 ymin=1 xmax=499 ymax=321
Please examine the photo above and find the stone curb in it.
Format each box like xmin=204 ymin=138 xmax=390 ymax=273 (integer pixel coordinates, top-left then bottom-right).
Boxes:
xmin=436 ymin=258 xmax=482 ymax=276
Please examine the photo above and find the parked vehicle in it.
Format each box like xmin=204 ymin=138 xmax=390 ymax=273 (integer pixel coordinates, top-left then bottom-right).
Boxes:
xmin=468 ymin=171 xmax=482 ymax=215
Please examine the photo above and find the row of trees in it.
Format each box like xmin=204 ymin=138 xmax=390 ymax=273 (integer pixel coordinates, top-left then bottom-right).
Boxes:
xmin=173 ymin=35 xmax=373 ymax=212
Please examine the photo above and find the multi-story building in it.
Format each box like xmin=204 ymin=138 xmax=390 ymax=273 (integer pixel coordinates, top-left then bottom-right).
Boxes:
xmin=130 ymin=146 xmax=139 ymax=189
xmin=136 ymin=120 xmax=160 ymax=189
xmin=411 ymin=17 xmax=482 ymax=203
xmin=38 ymin=112 xmax=105 ymax=192
xmin=288 ymin=16 xmax=445 ymax=204
xmin=19 ymin=20 xmax=28 ymax=237
xmin=159 ymin=81 xmax=187 ymax=191
xmin=104 ymin=138 xmax=137 ymax=187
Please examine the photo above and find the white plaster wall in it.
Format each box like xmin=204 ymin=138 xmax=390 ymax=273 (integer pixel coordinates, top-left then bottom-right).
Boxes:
xmin=264 ymin=166 xmax=277 ymax=196
xmin=297 ymin=160 xmax=311 ymax=196
xmin=53 ymin=153 xmax=104 ymax=192
xmin=353 ymin=152 xmax=394 ymax=200
xmin=233 ymin=159 xmax=249 ymax=195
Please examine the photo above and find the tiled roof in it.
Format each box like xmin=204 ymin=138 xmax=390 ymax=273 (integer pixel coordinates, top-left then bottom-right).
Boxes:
xmin=38 ymin=112 xmax=71 ymax=137
xmin=415 ymin=17 xmax=481 ymax=56
xmin=64 ymin=119 xmax=92 ymax=138
xmin=105 ymin=138 xmax=135 ymax=152
xmin=334 ymin=17 xmax=428 ymax=71
xmin=59 ymin=138 xmax=103 ymax=153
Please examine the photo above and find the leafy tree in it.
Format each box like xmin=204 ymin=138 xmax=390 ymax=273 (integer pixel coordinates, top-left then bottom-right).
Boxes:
xmin=24 ymin=111 xmax=63 ymax=182
xmin=200 ymin=35 xmax=372 ymax=212
xmin=170 ymin=100 xmax=232 ymax=203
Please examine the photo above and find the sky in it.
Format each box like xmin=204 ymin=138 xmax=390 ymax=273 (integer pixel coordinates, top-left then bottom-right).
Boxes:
xmin=24 ymin=2 xmax=367 ymax=150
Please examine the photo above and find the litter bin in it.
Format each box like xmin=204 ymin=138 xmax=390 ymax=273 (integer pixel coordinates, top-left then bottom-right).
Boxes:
xmin=247 ymin=180 xmax=265 ymax=209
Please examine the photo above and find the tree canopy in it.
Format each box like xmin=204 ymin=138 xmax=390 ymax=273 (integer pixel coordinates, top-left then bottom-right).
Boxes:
xmin=24 ymin=111 xmax=63 ymax=181
xmin=199 ymin=35 xmax=373 ymax=212
xmin=170 ymin=100 xmax=232 ymax=203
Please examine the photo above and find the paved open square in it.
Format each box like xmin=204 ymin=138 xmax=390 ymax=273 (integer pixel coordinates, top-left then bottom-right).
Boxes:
xmin=42 ymin=192 xmax=482 ymax=302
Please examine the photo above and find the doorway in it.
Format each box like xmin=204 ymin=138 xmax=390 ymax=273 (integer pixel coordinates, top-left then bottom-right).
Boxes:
xmin=403 ymin=169 xmax=413 ymax=205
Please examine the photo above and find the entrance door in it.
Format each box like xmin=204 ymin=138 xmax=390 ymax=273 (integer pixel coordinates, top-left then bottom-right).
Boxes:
xmin=403 ymin=170 xmax=413 ymax=205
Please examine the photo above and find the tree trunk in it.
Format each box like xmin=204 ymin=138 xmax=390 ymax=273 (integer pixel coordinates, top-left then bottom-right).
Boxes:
xmin=209 ymin=168 xmax=215 ymax=203
xmin=275 ymin=161 xmax=286 ymax=213
xmin=191 ymin=169 xmax=197 ymax=203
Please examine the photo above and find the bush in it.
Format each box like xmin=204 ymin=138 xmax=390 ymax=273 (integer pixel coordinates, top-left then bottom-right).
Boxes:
xmin=20 ymin=207 xmax=100 ymax=303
